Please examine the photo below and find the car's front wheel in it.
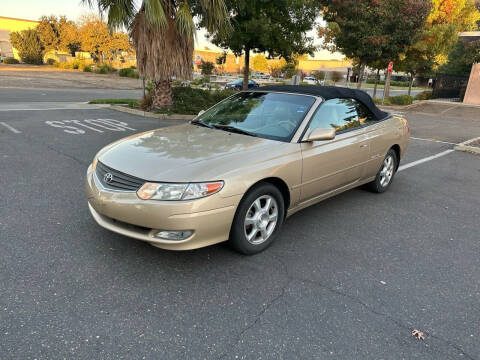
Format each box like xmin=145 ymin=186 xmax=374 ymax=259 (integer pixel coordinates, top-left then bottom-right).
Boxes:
xmin=368 ymin=148 xmax=398 ymax=193
xmin=229 ymin=183 xmax=285 ymax=255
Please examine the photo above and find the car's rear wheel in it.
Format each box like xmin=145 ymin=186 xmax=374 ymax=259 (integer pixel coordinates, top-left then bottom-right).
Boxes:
xmin=229 ymin=183 xmax=285 ymax=255
xmin=368 ymin=148 xmax=398 ymax=193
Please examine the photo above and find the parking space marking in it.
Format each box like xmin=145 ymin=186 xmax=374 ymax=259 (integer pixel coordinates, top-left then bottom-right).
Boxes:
xmin=0 ymin=122 xmax=21 ymax=134
xmin=398 ymin=149 xmax=455 ymax=172
xmin=410 ymin=136 xmax=457 ymax=145
xmin=45 ymin=119 xmax=136 ymax=135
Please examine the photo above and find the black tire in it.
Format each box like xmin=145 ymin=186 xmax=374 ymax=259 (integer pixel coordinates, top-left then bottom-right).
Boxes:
xmin=229 ymin=183 xmax=285 ymax=255
xmin=368 ymin=148 xmax=398 ymax=193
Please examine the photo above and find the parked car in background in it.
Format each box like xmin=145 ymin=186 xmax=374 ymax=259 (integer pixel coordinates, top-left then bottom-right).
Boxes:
xmin=86 ymin=85 xmax=409 ymax=255
xmin=252 ymin=72 xmax=271 ymax=80
xmin=225 ymin=79 xmax=260 ymax=90
xmin=304 ymin=76 xmax=316 ymax=85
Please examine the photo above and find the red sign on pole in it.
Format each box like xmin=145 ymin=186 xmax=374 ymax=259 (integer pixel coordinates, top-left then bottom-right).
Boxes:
xmin=387 ymin=61 xmax=394 ymax=73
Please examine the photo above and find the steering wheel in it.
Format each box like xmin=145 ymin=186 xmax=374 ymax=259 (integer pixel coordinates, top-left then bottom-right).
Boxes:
xmin=277 ymin=120 xmax=297 ymax=132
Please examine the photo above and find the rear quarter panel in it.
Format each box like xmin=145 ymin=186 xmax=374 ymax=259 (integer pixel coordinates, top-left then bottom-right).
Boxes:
xmin=363 ymin=116 xmax=409 ymax=178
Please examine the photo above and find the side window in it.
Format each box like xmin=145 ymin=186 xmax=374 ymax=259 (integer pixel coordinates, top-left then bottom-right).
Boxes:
xmin=308 ymin=98 xmax=363 ymax=133
xmin=355 ymin=101 xmax=376 ymax=125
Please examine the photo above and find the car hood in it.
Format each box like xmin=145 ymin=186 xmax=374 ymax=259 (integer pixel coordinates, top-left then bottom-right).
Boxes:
xmin=98 ymin=123 xmax=277 ymax=182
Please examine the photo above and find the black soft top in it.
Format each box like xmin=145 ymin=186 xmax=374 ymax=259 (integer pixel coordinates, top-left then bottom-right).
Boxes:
xmin=254 ymin=85 xmax=389 ymax=120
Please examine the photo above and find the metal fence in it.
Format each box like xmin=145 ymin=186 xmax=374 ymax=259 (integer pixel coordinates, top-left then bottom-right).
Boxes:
xmin=432 ymin=74 xmax=469 ymax=100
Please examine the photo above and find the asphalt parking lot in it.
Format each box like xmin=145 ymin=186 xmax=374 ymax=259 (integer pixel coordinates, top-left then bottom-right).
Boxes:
xmin=1 ymin=89 xmax=479 ymax=359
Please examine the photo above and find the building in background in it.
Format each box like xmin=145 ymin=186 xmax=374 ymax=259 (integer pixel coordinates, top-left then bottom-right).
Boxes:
xmin=460 ymin=31 xmax=480 ymax=105
xmin=0 ymin=16 xmax=39 ymax=59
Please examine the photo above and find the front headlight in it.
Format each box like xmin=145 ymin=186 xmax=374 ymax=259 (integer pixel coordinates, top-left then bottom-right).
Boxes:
xmin=137 ymin=181 xmax=224 ymax=201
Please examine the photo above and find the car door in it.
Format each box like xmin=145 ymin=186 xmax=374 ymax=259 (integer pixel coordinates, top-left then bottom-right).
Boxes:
xmin=299 ymin=98 xmax=370 ymax=202
xmin=354 ymin=100 xmax=394 ymax=178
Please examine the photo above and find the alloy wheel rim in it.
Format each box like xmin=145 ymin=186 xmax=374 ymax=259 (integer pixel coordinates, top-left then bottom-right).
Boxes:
xmin=379 ymin=155 xmax=395 ymax=187
xmin=244 ymin=195 xmax=278 ymax=245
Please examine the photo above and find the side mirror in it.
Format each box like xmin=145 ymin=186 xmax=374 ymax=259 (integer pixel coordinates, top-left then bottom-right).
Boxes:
xmin=197 ymin=110 xmax=205 ymax=116
xmin=305 ymin=128 xmax=336 ymax=142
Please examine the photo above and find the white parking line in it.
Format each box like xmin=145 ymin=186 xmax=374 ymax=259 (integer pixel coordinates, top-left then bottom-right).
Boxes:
xmin=410 ymin=136 xmax=457 ymax=145
xmin=398 ymin=149 xmax=455 ymax=172
xmin=0 ymin=122 xmax=21 ymax=134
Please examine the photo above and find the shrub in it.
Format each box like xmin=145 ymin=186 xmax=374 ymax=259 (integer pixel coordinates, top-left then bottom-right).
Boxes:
xmin=119 ymin=67 xmax=140 ymax=78
xmin=169 ymin=87 xmax=235 ymax=114
xmin=3 ymin=57 xmax=20 ymax=64
xmin=388 ymin=95 xmax=413 ymax=105
xmin=199 ymin=60 xmax=215 ymax=75
xmin=10 ymin=29 xmax=43 ymax=64
xmin=331 ymin=71 xmax=344 ymax=84
xmin=95 ymin=63 xmax=116 ymax=74
xmin=366 ymin=78 xmax=411 ymax=87
xmin=89 ymin=88 xmax=235 ymax=114
xmin=89 ymin=98 xmax=139 ymax=108
xmin=414 ymin=90 xmax=433 ymax=101
xmin=55 ymin=62 xmax=73 ymax=69
xmin=83 ymin=65 xmax=92 ymax=72
xmin=140 ymin=93 xmax=153 ymax=110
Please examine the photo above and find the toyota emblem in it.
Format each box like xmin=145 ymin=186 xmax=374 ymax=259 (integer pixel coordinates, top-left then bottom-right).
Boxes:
xmin=103 ymin=172 xmax=113 ymax=184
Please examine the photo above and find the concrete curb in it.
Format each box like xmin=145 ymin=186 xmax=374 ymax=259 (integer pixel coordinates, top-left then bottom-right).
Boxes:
xmin=454 ymin=136 xmax=480 ymax=155
xmin=378 ymin=101 xmax=427 ymax=112
xmin=424 ymin=100 xmax=480 ymax=109
xmin=380 ymin=99 xmax=480 ymax=112
xmin=109 ymin=105 xmax=195 ymax=120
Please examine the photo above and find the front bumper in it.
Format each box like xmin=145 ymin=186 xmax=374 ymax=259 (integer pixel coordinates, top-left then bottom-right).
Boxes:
xmin=85 ymin=166 xmax=241 ymax=250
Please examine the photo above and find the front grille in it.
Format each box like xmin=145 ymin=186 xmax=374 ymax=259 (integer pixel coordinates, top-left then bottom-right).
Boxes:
xmin=95 ymin=161 xmax=145 ymax=191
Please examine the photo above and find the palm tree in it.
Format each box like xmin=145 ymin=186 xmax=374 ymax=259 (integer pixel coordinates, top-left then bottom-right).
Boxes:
xmin=84 ymin=0 xmax=229 ymax=109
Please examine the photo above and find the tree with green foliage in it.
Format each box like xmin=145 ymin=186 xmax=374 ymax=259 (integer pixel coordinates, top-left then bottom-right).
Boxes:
xmin=216 ymin=51 xmax=227 ymax=66
xmin=37 ymin=15 xmax=81 ymax=56
xmin=438 ymin=39 xmax=480 ymax=76
xmin=252 ymin=54 xmax=268 ymax=73
xmin=395 ymin=0 xmax=480 ymax=83
xmin=203 ymin=0 xmax=321 ymax=89
xmin=10 ymin=29 xmax=44 ymax=64
xmin=312 ymin=70 xmax=326 ymax=84
xmin=319 ymin=0 xmax=431 ymax=89
xmin=281 ymin=62 xmax=297 ymax=78
xmin=199 ymin=60 xmax=215 ymax=75
xmin=397 ymin=46 xmax=435 ymax=95
xmin=215 ymin=51 xmax=227 ymax=74
xmin=331 ymin=71 xmax=343 ymax=86
xmin=84 ymin=0 xmax=229 ymax=110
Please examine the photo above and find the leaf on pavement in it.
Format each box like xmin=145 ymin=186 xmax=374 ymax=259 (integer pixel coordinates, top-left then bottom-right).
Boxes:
xmin=412 ymin=329 xmax=424 ymax=340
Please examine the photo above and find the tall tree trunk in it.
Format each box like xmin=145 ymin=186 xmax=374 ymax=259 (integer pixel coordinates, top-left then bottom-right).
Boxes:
xmin=356 ymin=63 xmax=365 ymax=89
xmin=243 ymin=47 xmax=250 ymax=90
xmin=373 ymin=69 xmax=380 ymax=98
xmin=152 ymin=80 xmax=173 ymax=110
xmin=408 ymin=74 xmax=414 ymax=96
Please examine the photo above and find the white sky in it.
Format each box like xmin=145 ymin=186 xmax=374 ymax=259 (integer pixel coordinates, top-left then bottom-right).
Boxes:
xmin=2 ymin=0 xmax=344 ymax=60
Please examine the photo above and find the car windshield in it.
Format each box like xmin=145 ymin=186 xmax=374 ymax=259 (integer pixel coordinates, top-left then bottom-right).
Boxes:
xmin=193 ymin=92 xmax=316 ymax=142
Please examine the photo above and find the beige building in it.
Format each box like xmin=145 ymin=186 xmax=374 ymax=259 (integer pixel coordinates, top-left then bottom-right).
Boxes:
xmin=0 ymin=16 xmax=39 ymax=59
xmin=460 ymin=32 xmax=480 ymax=105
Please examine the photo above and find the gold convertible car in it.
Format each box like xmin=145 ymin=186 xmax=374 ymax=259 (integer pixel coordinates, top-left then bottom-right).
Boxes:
xmin=86 ymin=86 xmax=409 ymax=254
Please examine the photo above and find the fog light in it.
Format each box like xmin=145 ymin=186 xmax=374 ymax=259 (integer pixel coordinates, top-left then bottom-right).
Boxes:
xmin=154 ymin=230 xmax=193 ymax=241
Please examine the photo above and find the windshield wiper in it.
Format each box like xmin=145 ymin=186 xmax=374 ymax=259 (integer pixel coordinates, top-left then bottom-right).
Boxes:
xmin=191 ymin=120 xmax=213 ymax=129
xmin=212 ymin=125 xmax=258 ymax=137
